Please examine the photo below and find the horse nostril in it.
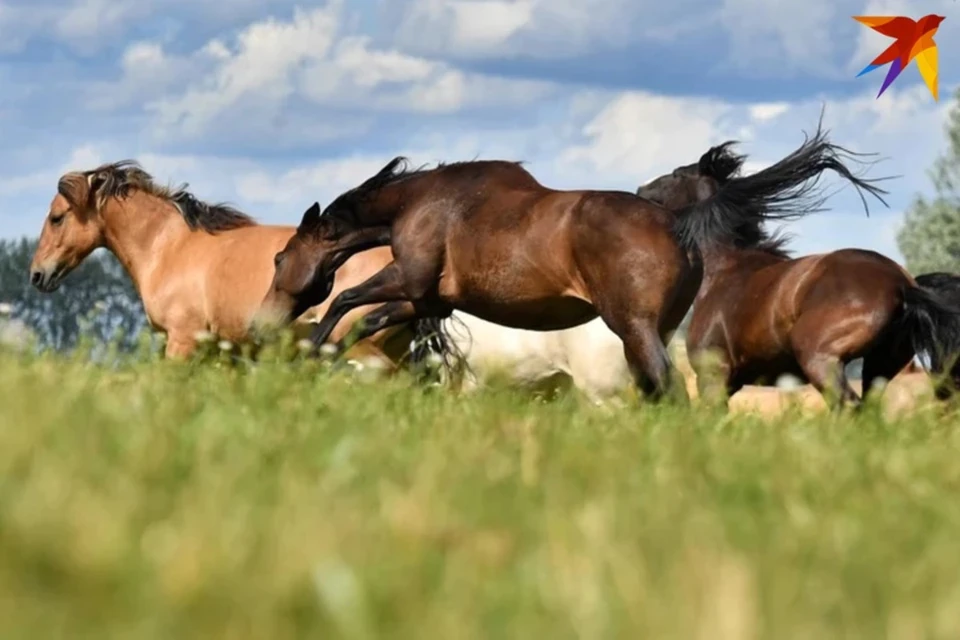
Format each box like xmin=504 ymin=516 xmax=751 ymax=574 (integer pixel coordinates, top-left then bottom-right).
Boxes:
xmin=30 ymin=271 xmax=42 ymax=286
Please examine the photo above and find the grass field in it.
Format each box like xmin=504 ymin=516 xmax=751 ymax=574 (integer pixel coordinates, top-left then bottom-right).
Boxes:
xmin=2 ymin=338 xmax=960 ymax=639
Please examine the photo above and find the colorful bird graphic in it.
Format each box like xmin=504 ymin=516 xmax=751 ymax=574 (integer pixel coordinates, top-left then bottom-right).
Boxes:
xmin=853 ymin=14 xmax=945 ymax=101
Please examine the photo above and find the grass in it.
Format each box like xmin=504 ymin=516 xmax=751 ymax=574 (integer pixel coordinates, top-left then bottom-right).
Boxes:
xmin=2 ymin=339 xmax=960 ymax=639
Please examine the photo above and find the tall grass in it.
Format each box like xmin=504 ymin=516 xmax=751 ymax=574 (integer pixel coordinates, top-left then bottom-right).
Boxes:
xmin=1 ymin=335 xmax=959 ymax=639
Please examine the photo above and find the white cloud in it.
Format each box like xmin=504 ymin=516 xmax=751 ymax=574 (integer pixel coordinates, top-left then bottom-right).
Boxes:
xmin=52 ymin=0 xmax=141 ymax=52
xmin=557 ymin=92 xmax=739 ymax=183
xmin=749 ymin=103 xmax=791 ymax=122
xmin=394 ymin=0 xmax=656 ymax=58
xmin=718 ymin=0 xmax=847 ymax=77
xmin=92 ymin=2 xmax=554 ymax=143
xmin=147 ymin=5 xmax=341 ymax=137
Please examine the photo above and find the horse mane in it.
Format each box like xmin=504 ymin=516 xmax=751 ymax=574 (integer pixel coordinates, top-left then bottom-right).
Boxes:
xmin=313 ymin=156 xmax=529 ymax=231
xmin=64 ymin=160 xmax=256 ymax=233
xmin=674 ymin=112 xmax=892 ymax=258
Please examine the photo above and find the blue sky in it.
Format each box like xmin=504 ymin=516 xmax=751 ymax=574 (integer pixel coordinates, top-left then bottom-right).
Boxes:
xmin=1 ymin=0 xmax=958 ymax=263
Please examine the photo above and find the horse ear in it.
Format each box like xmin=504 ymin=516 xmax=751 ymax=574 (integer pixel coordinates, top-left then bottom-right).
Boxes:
xmin=697 ymin=149 xmax=715 ymax=175
xmin=299 ymin=201 xmax=321 ymax=229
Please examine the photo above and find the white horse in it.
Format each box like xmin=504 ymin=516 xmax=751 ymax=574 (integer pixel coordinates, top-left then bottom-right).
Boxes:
xmin=436 ymin=312 xmax=635 ymax=403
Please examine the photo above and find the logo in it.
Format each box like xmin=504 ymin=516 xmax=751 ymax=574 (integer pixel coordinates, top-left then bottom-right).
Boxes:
xmin=853 ymin=15 xmax=945 ymax=101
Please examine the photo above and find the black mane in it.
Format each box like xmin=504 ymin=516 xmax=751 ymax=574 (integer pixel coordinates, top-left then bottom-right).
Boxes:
xmin=697 ymin=141 xmax=747 ymax=182
xmin=674 ymin=112 xmax=893 ymax=257
xmin=318 ymin=157 xmax=428 ymax=228
xmin=79 ymin=160 xmax=255 ymax=233
xmin=315 ymin=156 xmax=530 ymax=230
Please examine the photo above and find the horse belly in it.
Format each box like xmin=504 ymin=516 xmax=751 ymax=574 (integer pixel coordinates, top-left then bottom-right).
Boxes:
xmin=453 ymin=295 xmax=596 ymax=331
xmin=439 ymin=262 xmax=594 ymax=331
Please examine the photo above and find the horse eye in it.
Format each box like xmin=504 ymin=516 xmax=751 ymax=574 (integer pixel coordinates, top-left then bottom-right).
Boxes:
xmin=273 ymin=252 xmax=284 ymax=267
xmin=50 ymin=214 xmax=64 ymax=226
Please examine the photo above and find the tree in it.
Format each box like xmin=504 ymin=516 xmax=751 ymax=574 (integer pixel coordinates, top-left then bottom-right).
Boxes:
xmin=897 ymin=87 xmax=960 ymax=274
xmin=0 ymin=238 xmax=147 ymax=352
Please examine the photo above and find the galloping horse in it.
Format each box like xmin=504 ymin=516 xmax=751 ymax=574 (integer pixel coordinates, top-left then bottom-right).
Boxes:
xmin=256 ymin=159 xmax=704 ymax=400
xmin=28 ymin=160 xmax=433 ymax=365
xmin=256 ymin=155 xmax=852 ymax=401
xmin=635 ymin=127 xmax=960 ymax=409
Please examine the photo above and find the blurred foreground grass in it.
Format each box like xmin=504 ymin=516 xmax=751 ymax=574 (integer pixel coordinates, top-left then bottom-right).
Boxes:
xmin=1 ymin=343 xmax=960 ymax=639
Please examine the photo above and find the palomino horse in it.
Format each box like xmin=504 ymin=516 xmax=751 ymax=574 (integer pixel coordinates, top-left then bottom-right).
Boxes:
xmin=256 ymin=160 xmax=703 ymax=400
xmin=28 ymin=160 xmax=435 ymax=365
xmin=256 ymin=157 xmax=847 ymax=400
xmin=635 ymin=127 xmax=960 ymax=409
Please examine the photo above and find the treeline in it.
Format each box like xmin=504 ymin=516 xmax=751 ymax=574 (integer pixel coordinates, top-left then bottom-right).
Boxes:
xmin=0 ymin=238 xmax=146 ymax=352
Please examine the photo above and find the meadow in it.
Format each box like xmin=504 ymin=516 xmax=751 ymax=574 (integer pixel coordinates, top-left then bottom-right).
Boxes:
xmin=1 ymin=334 xmax=960 ymax=640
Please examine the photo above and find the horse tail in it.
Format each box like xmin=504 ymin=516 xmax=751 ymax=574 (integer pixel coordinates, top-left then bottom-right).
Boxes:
xmin=410 ymin=314 xmax=471 ymax=385
xmin=900 ymin=280 xmax=960 ymax=398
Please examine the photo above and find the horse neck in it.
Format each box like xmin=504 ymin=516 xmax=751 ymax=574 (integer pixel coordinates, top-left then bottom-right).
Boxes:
xmin=99 ymin=192 xmax=194 ymax=291
xmin=696 ymin=242 xmax=787 ymax=302
xmin=360 ymin=176 xmax=427 ymax=226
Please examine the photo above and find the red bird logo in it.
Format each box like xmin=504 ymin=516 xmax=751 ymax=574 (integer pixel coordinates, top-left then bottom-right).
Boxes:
xmin=853 ymin=14 xmax=945 ymax=100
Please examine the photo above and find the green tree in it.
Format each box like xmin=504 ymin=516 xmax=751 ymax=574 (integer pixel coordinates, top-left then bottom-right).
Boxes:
xmin=0 ymin=238 xmax=146 ymax=352
xmin=897 ymin=87 xmax=960 ymax=274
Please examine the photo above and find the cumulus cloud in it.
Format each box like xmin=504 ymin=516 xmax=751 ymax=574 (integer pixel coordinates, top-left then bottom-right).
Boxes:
xmin=89 ymin=2 xmax=554 ymax=146
xmin=393 ymin=0 xmax=694 ymax=58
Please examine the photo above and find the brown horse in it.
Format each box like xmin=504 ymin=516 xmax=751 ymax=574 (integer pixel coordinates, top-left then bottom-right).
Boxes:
xmin=254 ymin=155 xmax=844 ymax=401
xmin=635 ymin=127 xmax=960 ymax=409
xmin=28 ymin=160 xmax=435 ymax=365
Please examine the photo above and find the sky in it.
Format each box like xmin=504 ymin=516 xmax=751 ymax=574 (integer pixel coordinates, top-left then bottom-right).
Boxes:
xmin=1 ymin=0 xmax=958 ymax=262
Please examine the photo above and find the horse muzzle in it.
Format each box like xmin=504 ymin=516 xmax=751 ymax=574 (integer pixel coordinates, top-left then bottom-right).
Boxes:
xmin=29 ymin=265 xmax=65 ymax=293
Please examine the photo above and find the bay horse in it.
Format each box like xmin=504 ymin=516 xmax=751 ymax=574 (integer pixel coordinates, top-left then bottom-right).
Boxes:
xmin=256 ymin=160 xmax=705 ymax=400
xmin=28 ymin=160 xmax=436 ymax=365
xmin=635 ymin=128 xmax=960 ymax=409
xmin=256 ymin=153 xmax=856 ymax=401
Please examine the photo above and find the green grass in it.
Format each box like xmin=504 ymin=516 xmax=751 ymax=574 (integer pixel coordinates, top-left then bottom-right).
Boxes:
xmin=2 ymin=342 xmax=960 ymax=639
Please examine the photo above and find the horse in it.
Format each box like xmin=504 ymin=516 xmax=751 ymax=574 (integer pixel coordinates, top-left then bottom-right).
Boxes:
xmin=634 ymin=127 xmax=960 ymax=409
xmin=28 ymin=160 xmax=437 ymax=366
xmin=437 ymin=312 xmax=635 ymax=402
xmin=255 ymin=151 xmax=855 ymax=401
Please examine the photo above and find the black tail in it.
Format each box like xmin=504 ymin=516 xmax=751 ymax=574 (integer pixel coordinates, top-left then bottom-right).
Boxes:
xmin=409 ymin=315 xmax=470 ymax=384
xmin=901 ymin=282 xmax=960 ymax=398
xmin=674 ymin=107 xmax=894 ymax=252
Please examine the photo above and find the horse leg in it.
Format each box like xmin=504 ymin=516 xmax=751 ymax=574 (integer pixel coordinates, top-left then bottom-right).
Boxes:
xmin=689 ymin=346 xmax=735 ymax=406
xmin=793 ymin=350 xmax=860 ymax=412
xmin=165 ymin=332 xmax=198 ymax=360
xmin=310 ymin=262 xmax=408 ymax=348
xmin=600 ymin=312 xmax=673 ymax=402
xmin=333 ymin=301 xmax=418 ymax=353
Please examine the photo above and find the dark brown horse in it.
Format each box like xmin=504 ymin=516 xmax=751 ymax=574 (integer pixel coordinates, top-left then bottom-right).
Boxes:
xmin=256 ymin=160 xmax=718 ymax=400
xmin=635 ymin=127 xmax=960 ymax=409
